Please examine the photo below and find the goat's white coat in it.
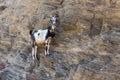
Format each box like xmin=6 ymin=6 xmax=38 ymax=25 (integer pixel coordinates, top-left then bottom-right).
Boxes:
xmin=34 ymin=29 xmax=48 ymax=44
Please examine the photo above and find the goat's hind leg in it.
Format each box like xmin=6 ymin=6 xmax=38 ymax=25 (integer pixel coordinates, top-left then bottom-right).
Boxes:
xmin=34 ymin=45 xmax=38 ymax=60
xmin=32 ymin=47 xmax=35 ymax=60
xmin=32 ymin=45 xmax=37 ymax=60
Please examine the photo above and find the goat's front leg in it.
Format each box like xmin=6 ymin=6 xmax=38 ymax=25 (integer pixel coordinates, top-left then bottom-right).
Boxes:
xmin=46 ymin=44 xmax=50 ymax=55
xmin=47 ymin=40 xmax=51 ymax=55
xmin=45 ymin=40 xmax=48 ymax=55
xmin=45 ymin=38 xmax=51 ymax=55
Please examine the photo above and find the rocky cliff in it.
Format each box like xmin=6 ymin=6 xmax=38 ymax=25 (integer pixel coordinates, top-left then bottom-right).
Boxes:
xmin=0 ymin=0 xmax=120 ymax=80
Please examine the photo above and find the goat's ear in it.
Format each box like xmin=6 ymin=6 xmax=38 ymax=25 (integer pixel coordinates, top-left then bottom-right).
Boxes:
xmin=56 ymin=14 xmax=59 ymax=18
xmin=49 ymin=17 xmax=52 ymax=21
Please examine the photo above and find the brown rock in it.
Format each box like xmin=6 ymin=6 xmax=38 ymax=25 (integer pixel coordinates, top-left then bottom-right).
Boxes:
xmin=26 ymin=75 xmax=39 ymax=80
xmin=62 ymin=23 xmax=76 ymax=31
xmin=41 ymin=57 xmax=53 ymax=67
xmin=0 ymin=0 xmax=120 ymax=80
xmin=0 ymin=5 xmax=7 ymax=11
xmin=0 ymin=63 xmax=5 ymax=70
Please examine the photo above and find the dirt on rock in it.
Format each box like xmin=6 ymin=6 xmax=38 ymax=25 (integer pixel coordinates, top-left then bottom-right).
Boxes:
xmin=0 ymin=0 xmax=120 ymax=80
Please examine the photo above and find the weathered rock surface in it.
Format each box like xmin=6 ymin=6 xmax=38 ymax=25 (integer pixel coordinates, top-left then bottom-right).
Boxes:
xmin=0 ymin=0 xmax=120 ymax=80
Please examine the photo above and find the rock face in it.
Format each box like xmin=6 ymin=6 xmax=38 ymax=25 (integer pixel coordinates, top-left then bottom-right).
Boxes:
xmin=0 ymin=0 xmax=120 ymax=80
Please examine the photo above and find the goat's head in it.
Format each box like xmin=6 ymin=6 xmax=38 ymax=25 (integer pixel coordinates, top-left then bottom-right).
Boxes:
xmin=50 ymin=16 xmax=58 ymax=26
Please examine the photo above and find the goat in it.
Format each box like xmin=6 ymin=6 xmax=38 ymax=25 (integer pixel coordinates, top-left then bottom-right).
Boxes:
xmin=29 ymin=16 xmax=58 ymax=60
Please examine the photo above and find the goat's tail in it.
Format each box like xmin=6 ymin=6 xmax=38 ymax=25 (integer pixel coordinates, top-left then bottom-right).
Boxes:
xmin=29 ymin=30 xmax=33 ymax=35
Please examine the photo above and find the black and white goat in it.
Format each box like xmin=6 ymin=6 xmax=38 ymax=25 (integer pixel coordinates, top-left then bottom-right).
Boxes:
xmin=29 ymin=16 xmax=58 ymax=60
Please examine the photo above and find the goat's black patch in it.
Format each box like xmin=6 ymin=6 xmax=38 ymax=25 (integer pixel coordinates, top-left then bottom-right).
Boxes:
xmin=38 ymin=33 xmax=40 ymax=35
xmin=29 ymin=30 xmax=35 ymax=40
xmin=49 ymin=32 xmax=55 ymax=38
xmin=29 ymin=30 xmax=35 ymax=46
xmin=30 ymin=30 xmax=38 ymax=35
xmin=29 ymin=30 xmax=33 ymax=35
xmin=45 ymin=26 xmax=55 ymax=40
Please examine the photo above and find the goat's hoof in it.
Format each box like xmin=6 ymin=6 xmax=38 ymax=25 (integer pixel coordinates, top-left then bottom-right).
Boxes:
xmin=47 ymin=53 xmax=50 ymax=56
xmin=45 ymin=53 xmax=49 ymax=56
xmin=32 ymin=57 xmax=35 ymax=60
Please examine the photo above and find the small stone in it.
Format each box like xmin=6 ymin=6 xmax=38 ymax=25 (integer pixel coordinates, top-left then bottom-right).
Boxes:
xmin=0 ymin=63 xmax=5 ymax=70
xmin=0 ymin=6 xmax=7 ymax=11
xmin=55 ymin=72 xmax=64 ymax=78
